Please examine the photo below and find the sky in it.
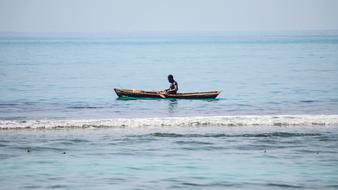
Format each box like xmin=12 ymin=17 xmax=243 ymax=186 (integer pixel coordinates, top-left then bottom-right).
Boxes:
xmin=0 ymin=0 xmax=338 ymax=34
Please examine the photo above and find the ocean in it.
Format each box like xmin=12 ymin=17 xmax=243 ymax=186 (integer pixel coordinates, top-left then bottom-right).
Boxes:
xmin=1 ymin=32 xmax=338 ymax=189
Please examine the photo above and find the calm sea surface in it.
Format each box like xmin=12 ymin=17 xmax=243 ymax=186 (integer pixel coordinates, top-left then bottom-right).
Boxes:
xmin=1 ymin=32 xmax=338 ymax=189
xmin=0 ymin=33 xmax=338 ymax=119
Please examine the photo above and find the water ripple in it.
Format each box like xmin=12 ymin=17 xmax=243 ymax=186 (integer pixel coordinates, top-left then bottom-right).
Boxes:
xmin=149 ymin=132 xmax=321 ymax=138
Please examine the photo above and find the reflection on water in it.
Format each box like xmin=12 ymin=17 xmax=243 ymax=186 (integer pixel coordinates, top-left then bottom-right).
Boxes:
xmin=168 ymin=99 xmax=178 ymax=114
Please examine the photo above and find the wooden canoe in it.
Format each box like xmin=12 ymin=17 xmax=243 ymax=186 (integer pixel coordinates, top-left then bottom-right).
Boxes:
xmin=114 ymin=88 xmax=220 ymax=99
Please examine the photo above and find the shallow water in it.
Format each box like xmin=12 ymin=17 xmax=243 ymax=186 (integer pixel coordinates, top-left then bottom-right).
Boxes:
xmin=0 ymin=32 xmax=338 ymax=119
xmin=1 ymin=126 xmax=338 ymax=189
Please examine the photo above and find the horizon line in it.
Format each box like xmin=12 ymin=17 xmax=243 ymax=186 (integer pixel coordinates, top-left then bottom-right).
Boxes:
xmin=1 ymin=29 xmax=338 ymax=36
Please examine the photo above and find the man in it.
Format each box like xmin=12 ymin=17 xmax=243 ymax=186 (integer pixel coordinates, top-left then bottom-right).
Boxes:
xmin=165 ymin=74 xmax=178 ymax=94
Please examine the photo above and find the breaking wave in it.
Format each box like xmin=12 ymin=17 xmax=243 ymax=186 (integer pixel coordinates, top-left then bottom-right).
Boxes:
xmin=1 ymin=115 xmax=338 ymax=129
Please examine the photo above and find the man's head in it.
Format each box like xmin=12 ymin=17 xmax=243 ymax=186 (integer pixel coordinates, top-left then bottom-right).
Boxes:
xmin=168 ymin=74 xmax=174 ymax=83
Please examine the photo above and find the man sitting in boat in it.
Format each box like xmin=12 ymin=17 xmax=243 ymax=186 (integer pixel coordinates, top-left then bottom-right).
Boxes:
xmin=165 ymin=74 xmax=178 ymax=94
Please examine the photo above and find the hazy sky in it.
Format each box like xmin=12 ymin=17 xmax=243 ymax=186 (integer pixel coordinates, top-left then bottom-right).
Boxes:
xmin=1 ymin=0 xmax=338 ymax=33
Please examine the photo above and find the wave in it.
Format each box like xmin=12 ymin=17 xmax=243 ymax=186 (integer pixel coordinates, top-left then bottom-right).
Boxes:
xmin=1 ymin=115 xmax=338 ymax=129
xmin=148 ymin=132 xmax=321 ymax=138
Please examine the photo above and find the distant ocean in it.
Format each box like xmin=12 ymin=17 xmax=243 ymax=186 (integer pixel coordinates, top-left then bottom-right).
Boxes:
xmin=1 ymin=32 xmax=338 ymax=121
xmin=1 ymin=32 xmax=338 ymax=189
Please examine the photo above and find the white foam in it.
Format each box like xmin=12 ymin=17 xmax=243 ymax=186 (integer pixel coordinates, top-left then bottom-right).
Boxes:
xmin=1 ymin=115 xmax=338 ymax=129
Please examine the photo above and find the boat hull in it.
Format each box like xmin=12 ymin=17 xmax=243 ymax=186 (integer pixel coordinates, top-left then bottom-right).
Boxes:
xmin=114 ymin=88 xmax=220 ymax=99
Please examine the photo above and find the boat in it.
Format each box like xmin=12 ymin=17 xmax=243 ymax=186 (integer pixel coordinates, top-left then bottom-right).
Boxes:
xmin=114 ymin=88 xmax=220 ymax=99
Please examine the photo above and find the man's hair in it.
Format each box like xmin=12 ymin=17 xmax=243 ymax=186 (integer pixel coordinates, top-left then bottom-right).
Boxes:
xmin=168 ymin=74 xmax=174 ymax=79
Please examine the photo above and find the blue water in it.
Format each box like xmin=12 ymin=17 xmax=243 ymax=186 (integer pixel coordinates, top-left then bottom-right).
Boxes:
xmin=1 ymin=32 xmax=338 ymax=189
xmin=0 ymin=32 xmax=338 ymax=119
xmin=1 ymin=126 xmax=338 ymax=189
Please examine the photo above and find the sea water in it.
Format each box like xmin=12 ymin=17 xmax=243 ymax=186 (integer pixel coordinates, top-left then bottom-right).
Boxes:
xmin=0 ymin=32 xmax=338 ymax=119
xmin=1 ymin=32 xmax=338 ymax=189
xmin=1 ymin=127 xmax=338 ymax=189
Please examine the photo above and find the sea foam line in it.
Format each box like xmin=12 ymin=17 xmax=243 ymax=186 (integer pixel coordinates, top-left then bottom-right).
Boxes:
xmin=1 ymin=115 xmax=338 ymax=129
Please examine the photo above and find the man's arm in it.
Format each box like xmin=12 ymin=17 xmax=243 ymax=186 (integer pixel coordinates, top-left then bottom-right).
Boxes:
xmin=167 ymin=82 xmax=178 ymax=93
